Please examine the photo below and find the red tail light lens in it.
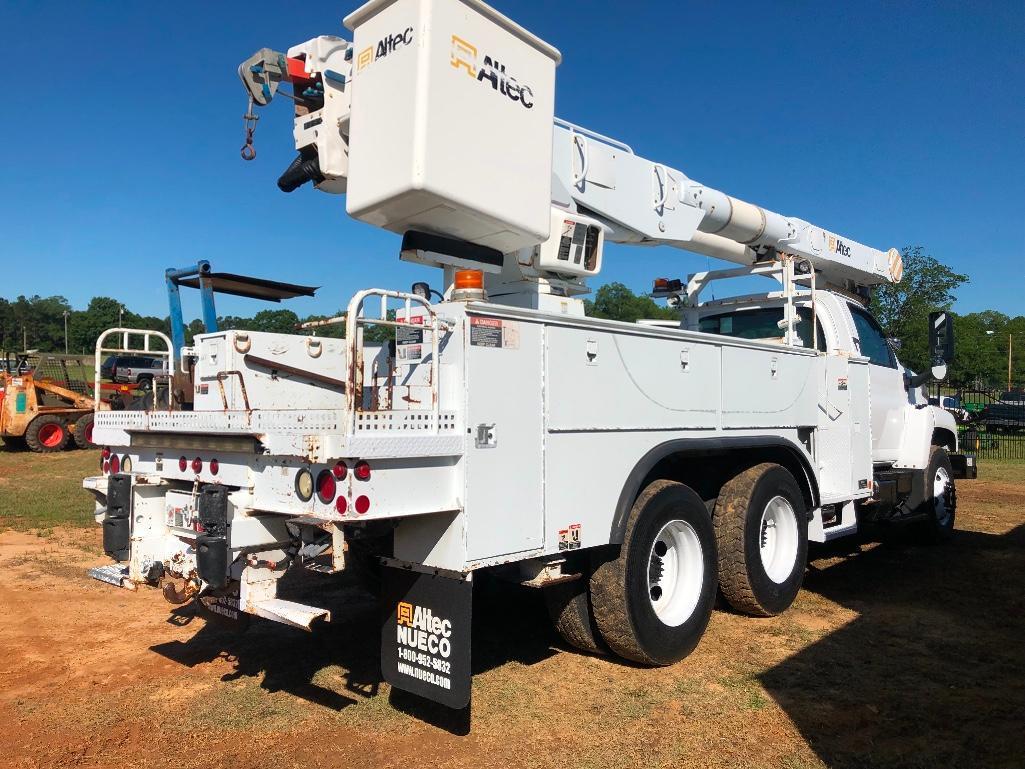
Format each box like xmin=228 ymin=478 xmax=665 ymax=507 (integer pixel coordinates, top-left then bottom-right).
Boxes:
xmin=354 ymin=461 xmax=371 ymax=481
xmin=109 ymin=454 xmax=120 ymax=474
xmin=210 ymin=458 xmax=219 ymax=475
xmin=332 ymin=461 xmax=348 ymax=479
xmin=179 ymin=456 xmax=188 ymax=472
xmin=335 ymin=496 xmax=347 ymax=514
xmin=316 ymin=469 xmax=337 ymax=503
xmin=354 ymin=495 xmax=370 ymax=515
xmin=101 ymin=447 xmax=111 ymax=459
xmin=191 ymin=457 xmax=202 ymax=473
xmin=103 ymin=461 xmax=110 ymax=473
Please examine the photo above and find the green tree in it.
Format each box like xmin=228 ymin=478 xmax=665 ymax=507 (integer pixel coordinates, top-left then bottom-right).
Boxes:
xmin=870 ymin=246 xmax=968 ymax=373
xmin=584 ymin=282 xmax=678 ymax=323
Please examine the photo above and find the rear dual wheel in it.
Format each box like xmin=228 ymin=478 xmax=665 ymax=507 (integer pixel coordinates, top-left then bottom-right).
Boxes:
xmin=589 ymin=480 xmax=718 ymax=665
xmin=714 ymin=463 xmax=808 ymax=617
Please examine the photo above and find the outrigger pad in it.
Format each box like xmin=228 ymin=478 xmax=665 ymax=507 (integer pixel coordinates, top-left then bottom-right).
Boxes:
xmin=381 ymin=564 xmax=472 ymax=709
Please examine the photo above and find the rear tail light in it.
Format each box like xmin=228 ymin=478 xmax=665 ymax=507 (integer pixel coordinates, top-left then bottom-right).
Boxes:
xmin=121 ymin=455 xmax=133 ymax=473
xmin=109 ymin=455 xmax=120 ymax=474
xmin=103 ymin=460 xmax=110 ymax=473
xmin=101 ymin=447 xmax=111 ymax=460
xmin=335 ymin=496 xmax=347 ymax=514
xmin=332 ymin=461 xmax=348 ymax=479
xmin=354 ymin=460 xmax=371 ymax=481
xmin=295 ymin=469 xmax=314 ymax=502
xmin=354 ymin=495 xmax=370 ymax=515
xmin=191 ymin=457 xmax=202 ymax=473
xmin=316 ymin=469 xmax=336 ymax=503
xmin=179 ymin=456 xmax=188 ymax=472
xmin=210 ymin=458 xmax=219 ymax=475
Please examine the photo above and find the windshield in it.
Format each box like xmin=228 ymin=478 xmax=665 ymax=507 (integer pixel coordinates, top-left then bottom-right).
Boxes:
xmin=699 ymin=307 xmax=826 ymax=351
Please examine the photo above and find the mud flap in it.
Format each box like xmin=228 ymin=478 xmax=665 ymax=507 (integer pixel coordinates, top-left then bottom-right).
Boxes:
xmin=380 ymin=562 xmax=472 ymax=709
xmin=103 ymin=474 xmax=131 ymax=561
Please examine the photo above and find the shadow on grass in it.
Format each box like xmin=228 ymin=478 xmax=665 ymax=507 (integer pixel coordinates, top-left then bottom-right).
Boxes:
xmin=761 ymin=524 xmax=1025 ymax=769
xmin=150 ymin=568 xmax=556 ymax=734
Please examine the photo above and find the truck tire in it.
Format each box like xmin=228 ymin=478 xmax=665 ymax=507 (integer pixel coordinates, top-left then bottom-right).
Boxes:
xmin=589 ymin=480 xmax=717 ymax=665
xmin=714 ymin=463 xmax=808 ymax=617
xmin=912 ymin=447 xmax=956 ymax=543
xmin=25 ymin=415 xmax=70 ymax=453
xmin=72 ymin=413 xmax=95 ymax=448
xmin=137 ymin=375 xmax=153 ymax=391
xmin=544 ymin=577 xmax=608 ymax=655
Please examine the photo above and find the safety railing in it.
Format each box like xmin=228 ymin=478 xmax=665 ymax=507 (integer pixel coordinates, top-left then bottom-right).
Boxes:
xmin=94 ymin=328 xmax=175 ymax=413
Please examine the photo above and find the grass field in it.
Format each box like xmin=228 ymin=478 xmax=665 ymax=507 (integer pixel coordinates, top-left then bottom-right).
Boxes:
xmin=0 ymin=446 xmax=1022 ymax=768
xmin=0 ymin=443 xmax=99 ymax=531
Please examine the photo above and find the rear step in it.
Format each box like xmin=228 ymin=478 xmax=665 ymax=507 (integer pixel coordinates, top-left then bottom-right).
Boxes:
xmin=88 ymin=564 xmax=134 ymax=589
xmin=249 ymin=598 xmax=330 ymax=630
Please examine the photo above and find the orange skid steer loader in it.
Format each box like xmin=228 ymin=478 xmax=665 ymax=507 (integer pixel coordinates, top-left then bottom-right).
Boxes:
xmin=0 ymin=353 xmax=98 ymax=452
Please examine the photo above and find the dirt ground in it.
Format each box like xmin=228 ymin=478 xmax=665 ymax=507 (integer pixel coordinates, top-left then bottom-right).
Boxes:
xmin=1 ymin=466 xmax=1022 ymax=769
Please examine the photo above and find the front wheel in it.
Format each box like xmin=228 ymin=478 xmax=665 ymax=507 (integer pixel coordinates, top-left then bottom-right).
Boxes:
xmin=589 ymin=480 xmax=717 ymax=666
xmin=912 ymin=447 xmax=956 ymax=543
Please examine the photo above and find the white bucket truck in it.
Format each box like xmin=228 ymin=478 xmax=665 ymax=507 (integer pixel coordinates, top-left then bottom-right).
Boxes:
xmin=85 ymin=0 xmax=974 ymax=709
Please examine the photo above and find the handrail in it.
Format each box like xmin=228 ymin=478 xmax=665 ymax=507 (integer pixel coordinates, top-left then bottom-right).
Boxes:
xmin=344 ymin=289 xmax=448 ymax=437
xmin=94 ymin=328 xmax=174 ymax=413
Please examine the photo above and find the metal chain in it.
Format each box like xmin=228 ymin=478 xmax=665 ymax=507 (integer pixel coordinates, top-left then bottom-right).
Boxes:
xmin=240 ymin=95 xmax=258 ymax=161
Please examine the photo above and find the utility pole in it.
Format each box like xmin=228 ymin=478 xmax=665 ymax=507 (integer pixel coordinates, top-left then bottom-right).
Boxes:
xmin=1010 ymin=333 xmax=1014 ymax=392
xmin=119 ymin=305 xmax=125 ymax=327
xmin=63 ymin=310 xmax=70 ymax=354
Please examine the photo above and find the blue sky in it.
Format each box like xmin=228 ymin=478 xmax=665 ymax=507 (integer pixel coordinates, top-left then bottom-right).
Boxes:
xmin=2 ymin=1 xmax=1023 ymax=320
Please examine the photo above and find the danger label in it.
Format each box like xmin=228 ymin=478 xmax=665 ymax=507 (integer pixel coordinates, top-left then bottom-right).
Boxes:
xmin=470 ymin=317 xmax=519 ymax=349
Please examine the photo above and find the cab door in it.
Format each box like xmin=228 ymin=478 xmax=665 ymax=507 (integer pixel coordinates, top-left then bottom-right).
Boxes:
xmin=847 ymin=304 xmax=907 ymax=463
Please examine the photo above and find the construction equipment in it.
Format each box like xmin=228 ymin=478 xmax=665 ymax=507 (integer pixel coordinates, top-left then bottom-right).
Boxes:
xmin=1 ymin=353 xmax=97 ymax=451
xmin=82 ymin=0 xmax=974 ymax=712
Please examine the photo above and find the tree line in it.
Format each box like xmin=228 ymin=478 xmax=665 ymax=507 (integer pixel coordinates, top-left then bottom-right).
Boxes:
xmin=2 ymin=246 xmax=1021 ymax=390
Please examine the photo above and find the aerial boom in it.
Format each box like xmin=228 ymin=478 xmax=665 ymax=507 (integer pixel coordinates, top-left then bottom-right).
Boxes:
xmin=239 ymin=0 xmax=901 ymax=301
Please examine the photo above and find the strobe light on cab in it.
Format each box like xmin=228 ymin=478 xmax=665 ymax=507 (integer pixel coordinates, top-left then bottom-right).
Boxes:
xmin=316 ymin=469 xmax=337 ymax=504
xmin=295 ymin=468 xmax=314 ymax=502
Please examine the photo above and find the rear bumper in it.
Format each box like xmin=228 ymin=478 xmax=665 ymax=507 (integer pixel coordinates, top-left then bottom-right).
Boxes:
xmin=949 ymin=453 xmax=977 ymax=479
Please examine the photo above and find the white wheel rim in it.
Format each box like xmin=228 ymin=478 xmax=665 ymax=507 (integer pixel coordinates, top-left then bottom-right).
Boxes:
xmin=759 ymin=496 xmax=799 ymax=584
xmin=933 ymin=466 xmax=951 ymax=526
xmin=647 ymin=520 xmax=704 ymax=627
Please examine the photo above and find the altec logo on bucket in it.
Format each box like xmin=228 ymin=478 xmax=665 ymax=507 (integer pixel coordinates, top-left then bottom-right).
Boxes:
xmin=357 ymin=26 xmax=414 ymax=72
xmin=396 ymin=601 xmax=453 ymax=657
xmin=450 ymin=35 xmax=535 ymax=109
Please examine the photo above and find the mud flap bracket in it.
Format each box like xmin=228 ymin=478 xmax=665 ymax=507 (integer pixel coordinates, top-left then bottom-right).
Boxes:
xmin=380 ymin=560 xmax=472 ymax=710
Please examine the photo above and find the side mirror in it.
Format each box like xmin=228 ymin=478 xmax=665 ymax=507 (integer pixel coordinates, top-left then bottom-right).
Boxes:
xmin=886 ymin=337 xmax=903 ymax=353
xmin=929 ymin=311 xmax=954 ymax=380
xmin=909 ymin=311 xmax=954 ymax=388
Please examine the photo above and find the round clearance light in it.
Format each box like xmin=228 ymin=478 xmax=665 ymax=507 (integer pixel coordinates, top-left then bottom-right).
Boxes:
xmin=335 ymin=496 xmax=347 ymax=514
xmin=332 ymin=461 xmax=348 ymax=480
xmin=210 ymin=458 xmax=219 ymax=475
xmin=179 ymin=456 xmax=188 ymax=472
xmin=121 ymin=455 xmax=133 ymax=474
xmin=354 ymin=495 xmax=370 ymax=515
xmin=295 ymin=469 xmax=314 ymax=502
xmin=103 ymin=460 xmax=110 ymax=473
xmin=354 ymin=460 xmax=371 ymax=481
xmin=109 ymin=454 xmax=120 ymax=475
xmin=101 ymin=447 xmax=111 ymax=460
xmin=191 ymin=457 xmax=202 ymax=474
xmin=316 ymin=469 xmax=337 ymax=504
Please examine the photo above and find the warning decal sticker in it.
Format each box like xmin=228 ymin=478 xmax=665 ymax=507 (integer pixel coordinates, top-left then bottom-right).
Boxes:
xmin=470 ymin=317 xmax=519 ymax=349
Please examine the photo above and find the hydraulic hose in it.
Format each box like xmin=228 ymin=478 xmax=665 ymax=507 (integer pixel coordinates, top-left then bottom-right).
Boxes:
xmin=277 ymin=149 xmax=324 ymax=192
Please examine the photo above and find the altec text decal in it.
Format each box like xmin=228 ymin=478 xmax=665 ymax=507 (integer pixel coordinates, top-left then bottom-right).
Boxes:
xmin=450 ymin=35 xmax=535 ymax=108
xmin=396 ymin=601 xmax=453 ymax=657
xmin=356 ymin=26 xmax=414 ymax=72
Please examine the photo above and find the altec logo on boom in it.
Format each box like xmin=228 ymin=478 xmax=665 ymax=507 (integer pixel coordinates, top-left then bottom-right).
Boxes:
xmin=450 ymin=34 xmax=535 ymax=109
xmin=827 ymin=235 xmax=852 ymax=258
